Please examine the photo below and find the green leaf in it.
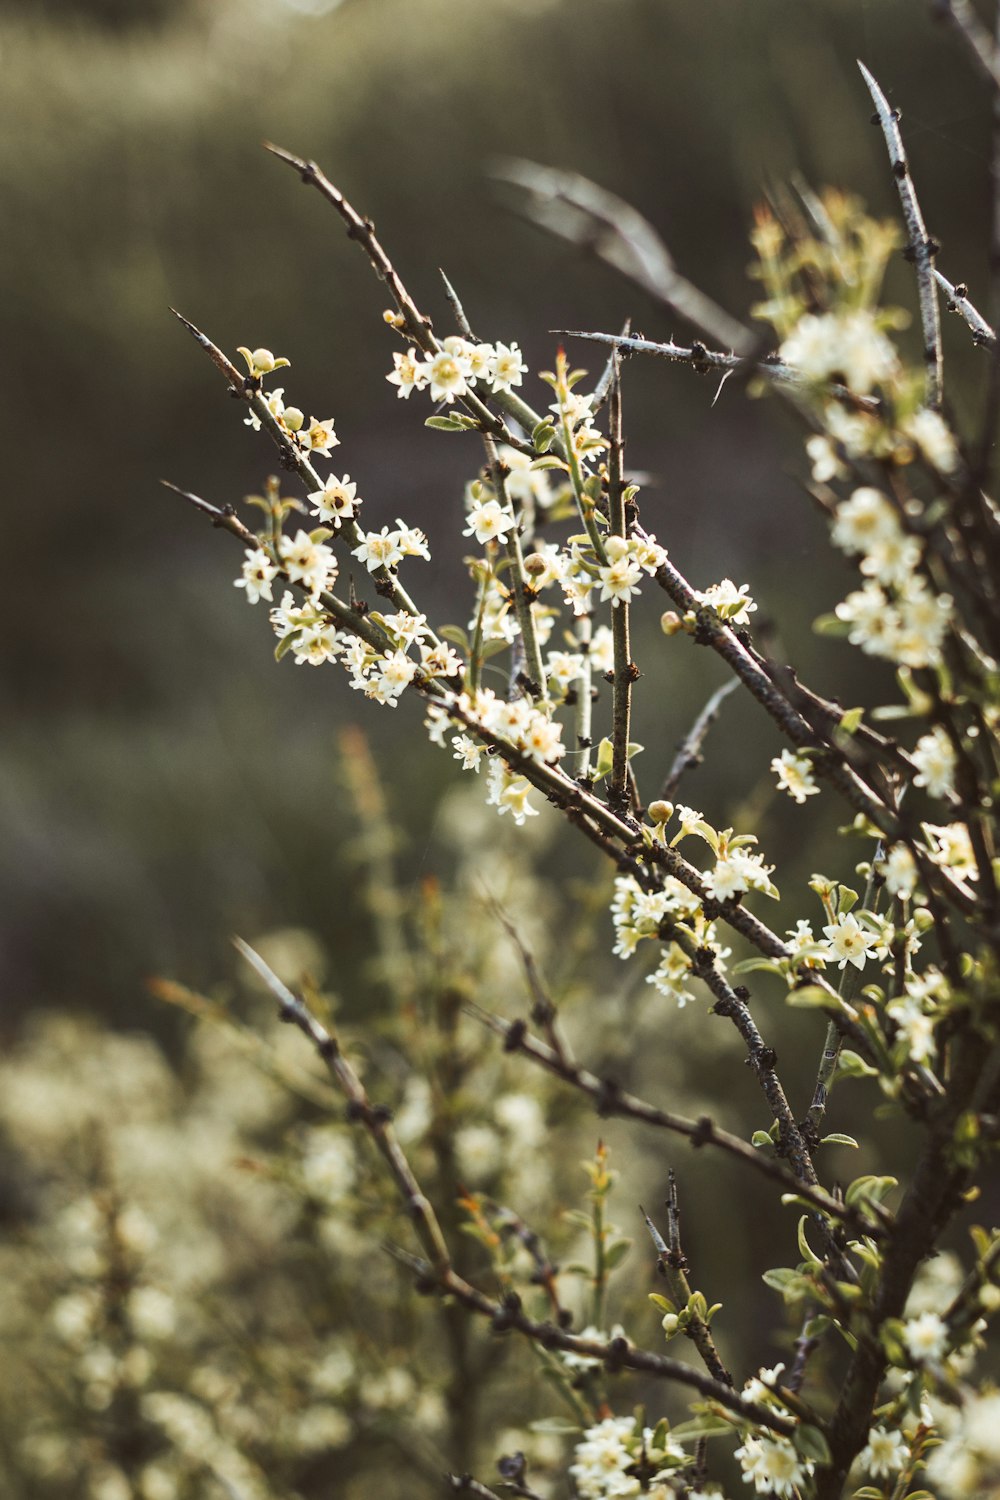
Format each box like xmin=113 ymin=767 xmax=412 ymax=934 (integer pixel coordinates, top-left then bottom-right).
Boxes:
xmin=733 ymin=958 xmax=785 ymax=977
xmin=425 ymin=415 xmax=467 ymax=432
xmin=813 ymin=612 xmax=851 ymax=636
xmin=797 ymin=1217 xmax=823 ymax=1269
xmin=274 ymin=633 xmax=300 ymax=662
xmin=751 ymin=1130 xmax=773 ymax=1148
xmin=838 ymin=706 xmax=865 ymax=735
xmin=836 ymin=1050 xmax=879 ymax=1080
xmin=669 ymin=1414 xmax=733 ymax=1441
xmin=648 ymin=1293 xmax=676 ymax=1315
xmin=794 ymin=1425 xmax=832 ymax=1465
xmin=821 ymin=1133 xmax=860 ymax=1149
xmin=845 ymin=1174 xmax=898 ymax=1210
xmin=761 ymin=1267 xmax=801 ymax=1292
xmin=593 ymin=737 xmax=614 ymax=779
xmin=438 ymin=624 xmax=470 ymax=653
xmin=786 ymin=985 xmax=840 ymax=1010
xmin=529 ymin=1419 xmax=581 ymax=1435
xmin=530 ymin=455 xmax=567 ymax=471
xmin=603 ymin=1238 xmax=632 ymax=1271
xmin=309 ymin=526 xmax=334 ymax=543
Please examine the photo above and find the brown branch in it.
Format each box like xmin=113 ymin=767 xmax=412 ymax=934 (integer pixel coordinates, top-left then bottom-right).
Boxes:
xmin=468 ymin=1004 xmax=881 ymax=1235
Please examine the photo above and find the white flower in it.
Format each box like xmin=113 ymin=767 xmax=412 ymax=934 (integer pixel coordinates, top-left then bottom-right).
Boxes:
xmin=464 ymin=498 xmax=517 ymax=545
xmin=859 ymin=1425 xmax=907 ymax=1479
xmin=881 ymin=843 xmax=918 ymax=900
xmin=278 ymin=530 xmax=337 ymax=596
xmin=859 ymin=531 xmax=923 ymax=588
xmin=302 ymin=415 xmax=339 ymax=456
xmin=309 ymin=474 xmax=358 ymax=525
xmin=373 ymin=649 xmax=418 ymax=703
xmin=647 ymin=945 xmax=695 ymax=1006
xmin=485 ymin=761 xmax=538 ymax=825
xmin=235 ymin=547 xmax=278 ymax=604
xmin=926 ymin=822 xmax=978 ymax=882
xmin=490 ymin=341 xmax=528 ymax=391
xmin=352 ymin=526 xmax=405 ymax=572
xmin=830 ymin=487 xmax=900 ymax=555
xmin=521 ymin=711 xmax=565 ymax=764
xmin=911 ymin=724 xmax=957 ymax=799
xmin=244 ymin=385 xmax=286 ymax=430
xmin=463 ymin=342 xmax=495 ymax=384
xmin=780 ymin=308 xmax=898 ymax=394
xmin=394 ymin=519 xmax=431 ymax=560
xmin=771 ymin=750 xmax=819 ymax=804
xmin=569 ymin=1416 xmax=637 ymax=1500
xmin=735 ymin=1433 xmax=813 ymax=1497
xmin=386 ymin=347 xmax=427 ymax=399
xmin=698 ymin=578 xmax=757 ymax=623
xmin=425 ymin=349 xmax=468 ymax=403
xmin=270 ymin=590 xmax=320 ymax=639
xmin=903 ymin=1310 xmax=949 ymax=1363
xmin=598 ymin=556 xmax=643 ymax=606
xmin=822 ymin=912 xmax=878 ymax=970
xmin=451 ymin=734 xmax=485 ymax=771
xmin=704 ymin=849 xmax=775 ymax=902
xmin=903 ymin=407 xmax=958 ymax=472
xmin=886 ymin=994 xmax=937 ymax=1064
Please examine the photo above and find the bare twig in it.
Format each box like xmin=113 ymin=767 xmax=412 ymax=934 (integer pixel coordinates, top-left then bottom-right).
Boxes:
xmin=159 ymin=480 xmax=392 ymax=654
xmin=607 ymin=368 xmax=635 ymax=813
xmin=933 ymin=268 xmax=996 ymax=348
xmin=932 ymin=0 xmax=1000 ymax=91
xmin=232 ymin=936 xmax=452 ymax=1273
xmin=643 ymin=1182 xmax=733 ymax=1387
xmin=858 ymin=62 xmax=943 ymax=409
xmin=659 ymin=680 xmax=739 ymax=802
xmin=468 ymin=1003 xmax=881 ymax=1234
xmin=492 ymin=157 xmax=753 ymax=354
xmin=555 ymin=328 xmax=882 ymax=413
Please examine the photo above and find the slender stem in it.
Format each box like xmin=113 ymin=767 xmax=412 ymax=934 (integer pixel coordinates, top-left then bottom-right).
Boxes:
xmin=644 ymin=1185 xmax=733 ymax=1387
xmin=574 ymin=612 xmax=594 ymax=780
xmin=607 ymin=369 xmax=634 ymax=813
xmin=232 ymin=937 xmax=452 ymax=1273
xmin=554 ymin=328 xmax=882 ymax=414
xmin=482 ymin=434 xmax=547 ymax=700
xmin=659 ymin=680 xmax=738 ymax=802
xmin=858 ymin=62 xmax=943 ymax=409
xmin=468 ymin=1004 xmax=882 ymax=1235
xmin=933 ymin=268 xmax=996 ymax=347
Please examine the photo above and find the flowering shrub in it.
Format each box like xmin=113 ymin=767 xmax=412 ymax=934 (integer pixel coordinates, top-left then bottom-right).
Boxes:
xmin=12 ymin=33 xmax=1000 ymax=1500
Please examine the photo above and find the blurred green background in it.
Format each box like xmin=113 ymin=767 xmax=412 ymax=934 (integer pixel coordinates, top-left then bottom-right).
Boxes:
xmin=1 ymin=0 xmax=993 ymax=1026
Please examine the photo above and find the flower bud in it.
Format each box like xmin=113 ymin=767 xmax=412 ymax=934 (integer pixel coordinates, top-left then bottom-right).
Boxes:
xmin=647 ymin=800 xmax=674 ymax=826
xmin=252 ymin=348 xmax=276 ymax=374
xmin=661 ymin=1313 xmax=679 ymax=1336
xmin=523 ymin=552 xmax=548 ymax=577
xmin=282 ymin=407 xmax=305 ymax=432
xmin=660 ymin=611 xmax=682 ymax=637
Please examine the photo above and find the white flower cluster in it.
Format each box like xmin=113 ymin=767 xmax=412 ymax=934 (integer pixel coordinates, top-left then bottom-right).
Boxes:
xmin=770 ymin=749 xmax=820 ymax=805
xmin=830 ymin=486 xmax=952 ymax=668
xmin=780 ymin=307 xmax=898 ymax=395
xmin=806 ymin=400 xmax=958 ymax=482
xmin=568 ymin=1415 xmax=686 ymax=1498
xmin=387 ymin=336 xmax=528 ymax=402
xmin=424 ymin=685 xmax=569 ymax=825
xmin=734 ymin=1432 xmax=813 ymax=1497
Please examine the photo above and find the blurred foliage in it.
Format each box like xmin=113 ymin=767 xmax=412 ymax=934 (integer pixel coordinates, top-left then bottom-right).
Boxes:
xmin=1 ymin=0 xmax=992 ymax=1019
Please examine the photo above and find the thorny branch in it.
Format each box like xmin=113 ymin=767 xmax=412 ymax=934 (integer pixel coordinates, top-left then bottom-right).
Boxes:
xmin=858 ymin=62 xmax=944 ymax=410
